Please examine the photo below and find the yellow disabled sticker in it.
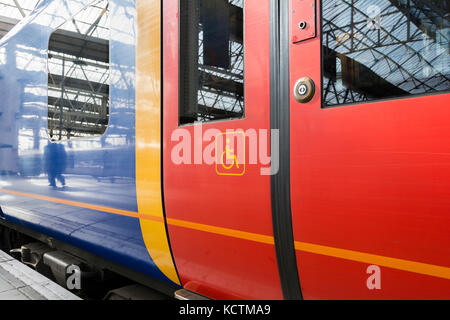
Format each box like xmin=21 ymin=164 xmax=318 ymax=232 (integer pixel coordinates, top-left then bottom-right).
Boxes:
xmin=215 ymin=131 xmax=246 ymax=176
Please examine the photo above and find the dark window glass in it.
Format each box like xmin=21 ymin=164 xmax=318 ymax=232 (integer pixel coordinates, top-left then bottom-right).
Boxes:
xmin=48 ymin=1 xmax=110 ymax=141
xmin=179 ymin=0 xmax=244 ymax=125
xmin=322 ymin=0 xmax=450 ymax=107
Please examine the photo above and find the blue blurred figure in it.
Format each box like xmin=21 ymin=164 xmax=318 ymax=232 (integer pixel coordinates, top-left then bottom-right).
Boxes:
xmin=44 ymin=142 xmax=67 ymax=188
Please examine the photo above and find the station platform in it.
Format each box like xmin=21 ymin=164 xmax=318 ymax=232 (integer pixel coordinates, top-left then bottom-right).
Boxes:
xmin=0 ymin=250 xmax=81 ymax=300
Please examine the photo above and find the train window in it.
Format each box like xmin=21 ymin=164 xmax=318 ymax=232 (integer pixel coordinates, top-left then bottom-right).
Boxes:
xmin=179 ymin=0 xmax=244 ymax=125
xmin=47 ymin=0 xmax=110 ymax=141
xmin=322 ymin=0 xmax=450 ymax=107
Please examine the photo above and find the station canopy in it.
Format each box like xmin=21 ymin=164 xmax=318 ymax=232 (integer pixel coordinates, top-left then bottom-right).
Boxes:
xmin=0 ymin=0 xmax=111 ymax=141
xmin=0 ymin=0 xmax=40 ymax=38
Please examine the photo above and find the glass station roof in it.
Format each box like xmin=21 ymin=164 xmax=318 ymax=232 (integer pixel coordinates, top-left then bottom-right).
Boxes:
xmin=0 ymin=0 xmax=111 ymax=141
xmin=0 ymin=0 xmax=41 ymax=20
xmin=0 ymin=0 xmax=109 ymax=39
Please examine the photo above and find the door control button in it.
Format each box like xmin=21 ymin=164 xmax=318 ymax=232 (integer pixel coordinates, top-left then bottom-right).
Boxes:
xmin=298 ymin=21 xmax=308 ymax=30
xmin=293 ymin=77 xmax=315 ymax=103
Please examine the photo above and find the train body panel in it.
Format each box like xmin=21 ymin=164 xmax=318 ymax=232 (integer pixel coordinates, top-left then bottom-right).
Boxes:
xmin=289 ymin=0 xmax=450 ymax=299
xmin=162 ymin=0 xmax=283 ymax=300
xmin=0 ymin=0 xmax=176 ymax=286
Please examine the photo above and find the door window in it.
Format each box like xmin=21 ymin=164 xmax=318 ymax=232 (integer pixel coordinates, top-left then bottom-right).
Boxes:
xmin=48 ymin=0 xmax=110 ymax=140
xmin=322 ymin=0 xmax=449 ymax=107
xmin=179 ymin=0 xmax=244 ymax=125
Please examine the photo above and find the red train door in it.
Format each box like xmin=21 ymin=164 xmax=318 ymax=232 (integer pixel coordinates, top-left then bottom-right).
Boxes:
xmin=289 ymin=0 xmax=450 ymax=298
xmin=163 ymin=0 xmax=284 ymax=299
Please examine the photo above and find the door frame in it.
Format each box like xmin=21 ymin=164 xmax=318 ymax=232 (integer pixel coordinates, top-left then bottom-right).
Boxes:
xmin=269 ymin=0 xmax=303 ymax=300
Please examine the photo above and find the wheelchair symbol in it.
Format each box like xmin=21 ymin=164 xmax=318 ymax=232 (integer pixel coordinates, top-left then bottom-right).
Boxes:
xmin=221 ymin=139 xmax=240 ymax=170
xmin=215 ymin=132 xmax=245 ymax=176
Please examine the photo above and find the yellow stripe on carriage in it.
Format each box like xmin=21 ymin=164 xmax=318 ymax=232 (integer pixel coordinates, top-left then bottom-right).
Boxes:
xmin=1 ymin=188 xmax=449 ymax=281
xmin=136 ymin=0 xmax=180 ymax=285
